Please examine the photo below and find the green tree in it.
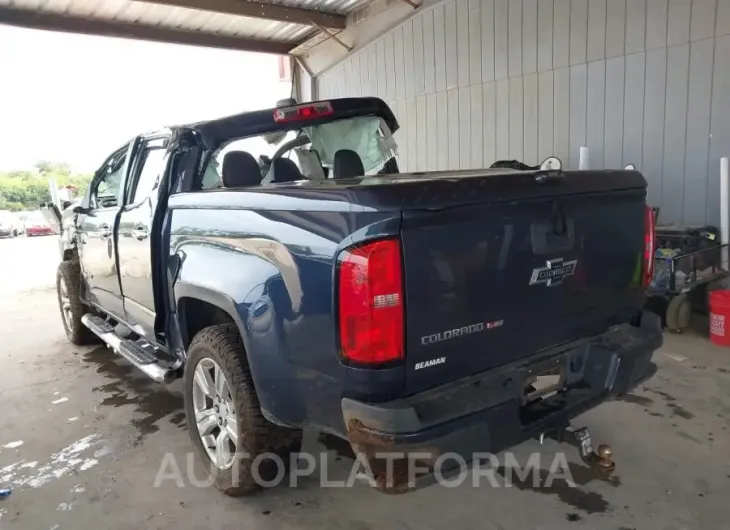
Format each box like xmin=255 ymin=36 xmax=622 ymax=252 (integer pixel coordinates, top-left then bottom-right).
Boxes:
xmin=0 ymin=161 xmax=92 ymax=211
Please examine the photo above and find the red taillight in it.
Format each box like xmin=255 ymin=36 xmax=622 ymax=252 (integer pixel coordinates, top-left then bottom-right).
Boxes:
xmin=338 ymin=239 xmax=404 ymax=365
xmin=643 ymin=205 xmax=656 ymax=287
xmin=273 ymin=102 xmax=333 ymax=123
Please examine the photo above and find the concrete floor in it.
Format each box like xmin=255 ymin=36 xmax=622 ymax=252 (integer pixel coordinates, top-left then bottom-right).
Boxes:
xmin=1 ymin=236 xmax=729 ymax=530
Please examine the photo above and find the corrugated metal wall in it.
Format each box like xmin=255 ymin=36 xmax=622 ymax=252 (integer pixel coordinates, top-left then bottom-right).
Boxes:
xmin=316 ymin=0 xmax=730 ymax=226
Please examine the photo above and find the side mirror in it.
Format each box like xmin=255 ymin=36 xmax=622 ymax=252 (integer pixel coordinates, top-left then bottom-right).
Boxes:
xmin=72 ymin=205 xmax=88 ymax=214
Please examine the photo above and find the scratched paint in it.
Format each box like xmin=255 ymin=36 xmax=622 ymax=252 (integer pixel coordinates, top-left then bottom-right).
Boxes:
xmin=51 ymin=397 xmax=69 ymax=405
xmin=2 ymin=441 xmax=24 ymax=449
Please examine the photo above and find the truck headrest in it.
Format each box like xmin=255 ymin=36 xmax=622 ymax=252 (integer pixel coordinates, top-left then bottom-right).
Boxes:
xmin=222 ymin=151 xmax=261 ymax=188
xmin=266 ymin=158 xmax=303 ymax=184
xmin=333 ymin=150 xmax=364 ymax=180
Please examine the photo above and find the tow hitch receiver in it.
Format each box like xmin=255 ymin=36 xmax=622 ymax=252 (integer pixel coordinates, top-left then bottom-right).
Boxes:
xmin=544 ymin=424 xmax=615 ymax=474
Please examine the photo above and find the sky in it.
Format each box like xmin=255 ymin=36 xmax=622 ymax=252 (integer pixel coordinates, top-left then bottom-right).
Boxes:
xmin=0 ymin=26 xmax=291 ymax=172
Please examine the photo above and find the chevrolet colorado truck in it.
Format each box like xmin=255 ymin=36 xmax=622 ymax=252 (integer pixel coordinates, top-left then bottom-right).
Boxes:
xmin=48 ymin=97 xmax=662 ymax=495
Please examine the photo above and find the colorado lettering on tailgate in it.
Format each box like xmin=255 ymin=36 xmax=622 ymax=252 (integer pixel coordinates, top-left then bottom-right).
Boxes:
xmin=420 ymin=319 xmax=504 ymax=345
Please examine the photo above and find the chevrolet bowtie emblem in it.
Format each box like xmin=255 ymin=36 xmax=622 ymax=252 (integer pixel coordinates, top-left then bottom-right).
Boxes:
xmin=529 ymin=257 xmax=578 ymax=287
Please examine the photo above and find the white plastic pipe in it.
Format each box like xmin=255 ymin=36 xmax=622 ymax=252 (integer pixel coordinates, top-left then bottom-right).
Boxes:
xmin=579 ymin=146 xmax=589 ymax=170
xmin=722 ymin=157 xmax=729 ymax=269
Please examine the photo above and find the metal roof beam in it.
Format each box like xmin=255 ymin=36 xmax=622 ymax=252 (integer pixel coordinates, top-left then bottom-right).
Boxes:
xmin=0 ymin=7 xmax=295 ymax=55
xmin=134 ymin=0 xmax=347 ymax=29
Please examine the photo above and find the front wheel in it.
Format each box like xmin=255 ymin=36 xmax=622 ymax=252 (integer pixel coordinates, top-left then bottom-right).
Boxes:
xmin=183 ymin=324 xmax=302 ymax=496
xmin=56 ymin=261 xmax=98 ymax=345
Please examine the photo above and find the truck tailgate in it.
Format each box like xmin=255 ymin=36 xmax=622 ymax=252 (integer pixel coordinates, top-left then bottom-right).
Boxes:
xmin=400 ymin=171 xmax=647 ymax=395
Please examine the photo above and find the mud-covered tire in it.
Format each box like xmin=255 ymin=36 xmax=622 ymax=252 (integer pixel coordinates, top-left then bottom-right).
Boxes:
xmin=56 ymin=261 xmax=98 ymax=345
xmin=666 ymin=294 xmax=692 ymax=333
xmin=183 ymin=324 xmax=303 ymax=496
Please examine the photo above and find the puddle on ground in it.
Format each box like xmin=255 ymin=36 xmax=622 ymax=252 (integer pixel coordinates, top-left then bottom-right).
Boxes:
xmin=496 ymin=462 xmax=620 ymax=514
xmin=616 ymin=394 xmax=654 ymax=407
xmin=668 ymin=403 xmax=695 ymax=419
xmin=635 ymin=388 xmax=696 ymax=419
xmin=83 ymin=347 xmax=184 ymax=443
xmin=676 ymin=431 xmax=702 ymax=444
xmin=646 ymin=388 xmax=677 ymax=402
xmin=566 ymin=463 xmax=621 ymax=488
xmin=318 ymin=431 xmax=622 ymax=513
xmin=169 ymin=412 xmax=187 ymax=430
xmin=317 ymin=433 xmax=355 ymax=460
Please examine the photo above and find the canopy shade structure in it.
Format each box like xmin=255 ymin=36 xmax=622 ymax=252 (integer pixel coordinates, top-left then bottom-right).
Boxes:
xmin=0 ymin=0 xmax=367 ymax=54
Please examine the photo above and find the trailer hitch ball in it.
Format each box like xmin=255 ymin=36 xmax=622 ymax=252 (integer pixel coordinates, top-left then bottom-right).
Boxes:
xmin=596 ymin=444 xmax=615 ymax=473
xmin=546 ymin=425 xmax=616 ymax=475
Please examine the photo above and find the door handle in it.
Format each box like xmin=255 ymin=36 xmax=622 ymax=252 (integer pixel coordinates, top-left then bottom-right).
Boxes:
xmin=134 ymin=225 xmax=149 ymax=240
xmin=100 ymin=225 xmax=111 ymax=238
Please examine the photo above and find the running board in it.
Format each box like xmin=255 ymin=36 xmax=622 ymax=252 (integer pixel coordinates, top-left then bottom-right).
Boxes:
xmin=81 ymin=314 xmax=178 ymax=383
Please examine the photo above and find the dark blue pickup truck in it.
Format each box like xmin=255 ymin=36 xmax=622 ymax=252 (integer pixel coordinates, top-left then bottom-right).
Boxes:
xmin=49 ymin=97 xmax=662 ymax=495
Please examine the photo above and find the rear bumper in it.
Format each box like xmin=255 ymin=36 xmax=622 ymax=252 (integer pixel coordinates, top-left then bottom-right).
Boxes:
xmin=341 ymin=311 xmax=662 ymax=488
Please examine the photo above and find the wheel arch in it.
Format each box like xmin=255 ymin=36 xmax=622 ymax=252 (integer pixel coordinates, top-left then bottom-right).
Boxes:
xmin=175 ymin=282 xmax=248 ymax=352
xmin=174 ymin=281 xmax=305 ymax=429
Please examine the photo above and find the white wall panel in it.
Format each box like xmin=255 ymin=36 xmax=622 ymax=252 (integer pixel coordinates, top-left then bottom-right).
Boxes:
xmin=317 ymin=0 xmax=728 ymax=224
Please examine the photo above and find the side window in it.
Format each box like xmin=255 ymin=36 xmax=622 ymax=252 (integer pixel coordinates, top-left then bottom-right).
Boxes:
xmin=130 ymin=147 xmax=166 ymax=204
xmin=92 ymin=148 xmax=128 ymax=209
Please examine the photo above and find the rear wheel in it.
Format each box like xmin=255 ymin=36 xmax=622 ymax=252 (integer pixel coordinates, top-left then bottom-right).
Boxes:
xmin=56 ymin=261 xmax=98 ymax=345
xmin=183 ymin=324 xmax=302 ymax=496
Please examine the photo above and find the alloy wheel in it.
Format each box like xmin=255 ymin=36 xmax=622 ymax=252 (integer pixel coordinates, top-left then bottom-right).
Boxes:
xmin=192 ymin=358 xmax=238 ymax=470
xmin=59 ymin=277 xmax=73 ymax=333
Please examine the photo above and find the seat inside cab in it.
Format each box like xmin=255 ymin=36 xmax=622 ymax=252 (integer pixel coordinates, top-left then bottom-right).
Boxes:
xmin=200 ymin=113 xmax=400 ymax=190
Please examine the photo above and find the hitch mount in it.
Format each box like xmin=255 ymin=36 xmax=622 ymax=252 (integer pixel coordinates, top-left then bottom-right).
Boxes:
xmin=544 ymin=424 xmax=615 ymax=474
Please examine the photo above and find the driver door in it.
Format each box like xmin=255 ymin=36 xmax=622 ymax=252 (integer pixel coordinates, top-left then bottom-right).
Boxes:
xmin=117 ymin=136 xmax=169 ymax=339
xmin=77 ymin=143 xmax=133 ymax=319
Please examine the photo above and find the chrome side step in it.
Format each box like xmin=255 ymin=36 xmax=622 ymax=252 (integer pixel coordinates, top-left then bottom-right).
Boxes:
xmin=81 ymin=314 xmax=178 ymax=383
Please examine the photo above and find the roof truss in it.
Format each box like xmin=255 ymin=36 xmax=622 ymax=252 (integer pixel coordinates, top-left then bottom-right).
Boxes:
xmin=134 ymin=0 xmax=347 ymax=30
xmin=0 ymin=6 xmax=298 ymax=54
